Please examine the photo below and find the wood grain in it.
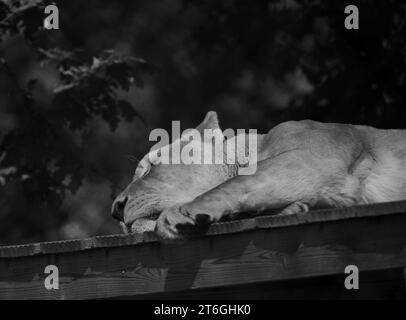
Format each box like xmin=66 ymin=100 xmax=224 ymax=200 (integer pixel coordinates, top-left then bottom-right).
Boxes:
xmin=1 ymin=204 xmax=406 ymax=299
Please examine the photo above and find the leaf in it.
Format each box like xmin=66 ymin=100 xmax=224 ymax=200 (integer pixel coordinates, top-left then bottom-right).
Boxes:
xmin=118 ymin=100 xmax=145 ymax=123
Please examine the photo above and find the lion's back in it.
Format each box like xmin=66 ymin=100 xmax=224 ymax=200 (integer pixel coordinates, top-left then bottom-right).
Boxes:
xmin=263 ymin=120 xmax=406 ymax=204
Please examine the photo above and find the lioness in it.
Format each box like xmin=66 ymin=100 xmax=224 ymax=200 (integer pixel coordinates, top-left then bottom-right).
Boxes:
xmin=112 ymin=111 xmax=406 ymax=241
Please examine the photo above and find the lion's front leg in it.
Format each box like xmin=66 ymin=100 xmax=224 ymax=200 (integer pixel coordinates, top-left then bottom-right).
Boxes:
xmin=155 ymin=151 xmax=355 ymax=241
xmin=155 ymin=154 xmax=312 ymax=241
xmin=155 ymin=168 xmax=262 ymax=240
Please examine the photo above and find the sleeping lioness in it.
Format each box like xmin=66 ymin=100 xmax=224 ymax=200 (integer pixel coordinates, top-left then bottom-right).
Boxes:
xmin=112 ymin=111 xmax=406 ymax=241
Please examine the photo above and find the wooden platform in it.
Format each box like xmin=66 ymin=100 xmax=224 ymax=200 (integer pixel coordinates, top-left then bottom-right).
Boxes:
xmin=1 ymin=201 xmax=406 ymax=299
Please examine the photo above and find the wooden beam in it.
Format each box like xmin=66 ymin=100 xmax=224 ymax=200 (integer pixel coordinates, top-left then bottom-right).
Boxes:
xmin=2 ymin=200 xmax=406 ymax=258
xmin=1 ymin=201 xmax=406 ymax=299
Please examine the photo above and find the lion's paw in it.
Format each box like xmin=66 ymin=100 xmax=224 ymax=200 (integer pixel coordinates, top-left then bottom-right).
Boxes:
xmin=279 ymin=201 xmax=310 ymax=216
xmin=155 ymin=205 xmax=212 ymax=242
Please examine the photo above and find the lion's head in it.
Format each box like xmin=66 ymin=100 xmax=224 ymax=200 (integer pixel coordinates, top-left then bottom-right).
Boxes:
xmin=111 ymin=111 xmax=243 ymax=234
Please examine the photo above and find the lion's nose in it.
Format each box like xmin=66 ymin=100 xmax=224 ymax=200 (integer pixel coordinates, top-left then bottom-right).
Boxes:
xmin=111 ymin=195 xmax=128 ymax=222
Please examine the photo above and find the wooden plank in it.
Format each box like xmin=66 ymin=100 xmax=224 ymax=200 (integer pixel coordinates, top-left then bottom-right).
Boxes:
xmin=1 ymin=207 xmax=406 ymax=299
xmin=127 ymin=269 xmax=406 ymax=300
xmin=1 ymin=200 xmax=406 ymax=258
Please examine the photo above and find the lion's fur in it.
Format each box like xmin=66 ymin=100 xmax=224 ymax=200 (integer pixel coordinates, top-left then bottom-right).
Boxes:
xmin=113 ymin=111 xmax=406 ymax=238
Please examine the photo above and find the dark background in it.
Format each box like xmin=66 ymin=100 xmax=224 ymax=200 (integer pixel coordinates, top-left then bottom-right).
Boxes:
xmin=0 ymin=0 xmax=405 ymax=245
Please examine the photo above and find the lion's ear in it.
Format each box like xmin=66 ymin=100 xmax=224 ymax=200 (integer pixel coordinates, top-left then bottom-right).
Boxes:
xmin=196 ymin=111 xmax=221 ymax=134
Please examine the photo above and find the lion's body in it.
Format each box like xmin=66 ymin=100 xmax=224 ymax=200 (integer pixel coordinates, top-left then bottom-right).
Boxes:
xmin=256 ymin=120 xmax=406 ymax=207
xmin=112 ymin=112 xmax=406 ymax=241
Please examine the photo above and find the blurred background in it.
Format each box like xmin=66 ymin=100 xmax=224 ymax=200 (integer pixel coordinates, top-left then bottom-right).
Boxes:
xmin=0 ymin=0 xmax=405 ymax=245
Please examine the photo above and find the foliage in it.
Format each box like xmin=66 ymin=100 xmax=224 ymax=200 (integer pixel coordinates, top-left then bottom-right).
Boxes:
xmin=0 ymin=0 xmax=151 ymax=243
xmin=180 ymin=0 xmax=406 ymax=128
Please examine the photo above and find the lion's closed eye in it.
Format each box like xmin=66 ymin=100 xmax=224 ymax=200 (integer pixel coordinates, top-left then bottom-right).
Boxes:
xmin=132 ymin=147 xmax=165 ymax=180
xmin=133 ymin=159 xmax=152 ymax=180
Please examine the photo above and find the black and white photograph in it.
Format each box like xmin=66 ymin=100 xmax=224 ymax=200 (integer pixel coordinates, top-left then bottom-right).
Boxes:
xmin=1 ymin=0 xmax=406 ymax=305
